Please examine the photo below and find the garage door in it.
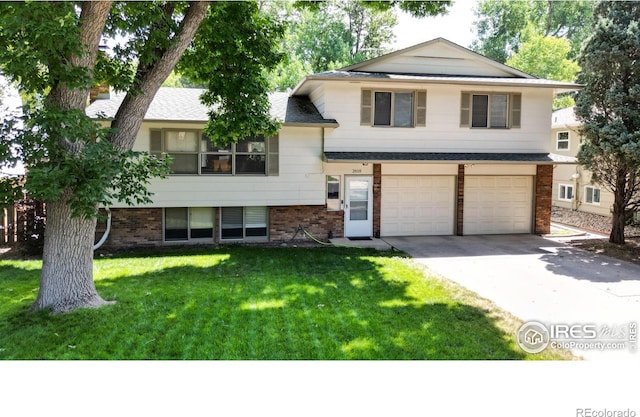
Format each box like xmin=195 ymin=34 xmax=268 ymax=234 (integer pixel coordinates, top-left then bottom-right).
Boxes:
xmin=381 ymin=176 xmax=455 ymax=236
xmin=464 ymin=176 xmax=533 ymax=235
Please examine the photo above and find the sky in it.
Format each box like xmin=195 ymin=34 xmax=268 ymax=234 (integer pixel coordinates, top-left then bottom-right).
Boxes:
xmin=394 ymin=0 xmax=479 ymax=50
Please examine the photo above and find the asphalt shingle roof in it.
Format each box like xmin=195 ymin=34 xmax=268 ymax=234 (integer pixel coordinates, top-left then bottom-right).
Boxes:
xmin=324 ymin=151 xmax=576 ymax=164
xmin=552 ymin=107 xmax=579 ymax=128
xmin=85 ymin=87 xmax=338 ymax=126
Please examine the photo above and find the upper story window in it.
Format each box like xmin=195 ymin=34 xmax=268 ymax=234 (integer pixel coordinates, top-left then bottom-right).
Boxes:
xmin=150 ymin=129 xmax=278 ymax=176
xmin=361 ymin=89 xmax=427 ymax=127
xmin=556 ymin=131 xmax=570 ymax=150
xmin=460 ymin=92 xmax=521 ymax=129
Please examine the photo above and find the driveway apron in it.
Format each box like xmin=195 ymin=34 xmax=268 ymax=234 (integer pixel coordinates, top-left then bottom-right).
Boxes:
xmin=383 ymin=235 xmax=640 ymax=360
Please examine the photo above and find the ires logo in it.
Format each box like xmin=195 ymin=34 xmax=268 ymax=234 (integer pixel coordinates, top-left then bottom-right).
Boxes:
xmin=549 ymin=324 xmax=597 ymax=340
xmin=516 ymin=321 xmax=636 ymax=354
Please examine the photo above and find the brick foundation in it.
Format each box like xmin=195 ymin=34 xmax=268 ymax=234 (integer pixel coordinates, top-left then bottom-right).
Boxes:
xmin=373 ymin=164 xmax=381 ymax=238
xmin=456 ymin=164 xmax=465 ymax=236
xmin=270 ymin=205 xmax=343 ymax=242
xmin=534 ymin=165 xmax=553 ymax=234
xmin=97 ymin=208 xmax=163 ymax=248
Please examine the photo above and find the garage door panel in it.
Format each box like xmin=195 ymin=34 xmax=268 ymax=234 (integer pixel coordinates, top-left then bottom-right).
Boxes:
xmin=464 ymin=176 xmax=533 ymax=235
xmin=381 ymin=175 xmax=455 ymax=236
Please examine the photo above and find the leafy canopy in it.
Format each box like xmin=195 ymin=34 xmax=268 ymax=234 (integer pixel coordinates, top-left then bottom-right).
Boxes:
xmin=505 ymin=25 xmax=580 ymax=82
xmin=0 ymin=1 xmax=285 ymax=217
xmin=472 ymin=0 xmax=594 ymax=63
xmin=265 ymin=0 xmax=450 ymax=91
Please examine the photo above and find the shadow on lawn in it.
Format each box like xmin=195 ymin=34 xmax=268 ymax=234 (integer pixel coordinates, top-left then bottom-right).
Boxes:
xmin=0 ymin=247 xmax=526 ymax=360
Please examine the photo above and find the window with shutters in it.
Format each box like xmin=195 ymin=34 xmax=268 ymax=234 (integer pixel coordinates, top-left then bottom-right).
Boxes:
xmin=220 ymin=206 xmax=268 ymax=241
xmin=360 ymin=89 xmax=427 ymax=127
xmin=150 ymin=129 xmax=278 ymax=176
xmin=460 ymin=92 xmax=521 ymax=129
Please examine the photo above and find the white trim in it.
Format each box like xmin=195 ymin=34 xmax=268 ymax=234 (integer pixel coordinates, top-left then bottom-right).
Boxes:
xmin=558 ymin=184 xmax=574 ymax=202
xmin=584 ymin=186 xmax=601 ymax=205
xmin=556 ymin=131 xmax=570 ymax=151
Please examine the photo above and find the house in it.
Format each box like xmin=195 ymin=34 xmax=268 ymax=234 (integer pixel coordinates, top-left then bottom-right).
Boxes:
xmin=551 ymin=107 xmax=613 ymax=217
xmin=86 ymin=38 xmax=579 ymax=248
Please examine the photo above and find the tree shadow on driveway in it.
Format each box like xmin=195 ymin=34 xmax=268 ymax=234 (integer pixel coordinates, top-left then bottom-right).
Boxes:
xmin=540 ymin=245 xmax=640 ymax=284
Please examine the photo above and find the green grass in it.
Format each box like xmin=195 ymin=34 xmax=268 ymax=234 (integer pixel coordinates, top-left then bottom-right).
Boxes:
xmin=0 ymin=246 xmax=573 ymax=360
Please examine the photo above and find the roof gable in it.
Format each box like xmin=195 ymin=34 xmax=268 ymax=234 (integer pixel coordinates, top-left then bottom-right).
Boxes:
xmin=340 ymin=38 xmax=533 ymax=78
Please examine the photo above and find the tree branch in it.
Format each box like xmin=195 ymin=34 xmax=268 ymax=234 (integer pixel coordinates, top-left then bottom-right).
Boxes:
xmin=109 ymin=1 xmax=210 ymax=152
xmin=48 ymin=1 xmax=113 ymax=112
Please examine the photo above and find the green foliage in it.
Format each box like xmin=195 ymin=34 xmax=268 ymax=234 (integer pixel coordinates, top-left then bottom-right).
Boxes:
xmin=365 ymin=0 xmax=451 ymax=18
xmin=0 ymin=2 xmax=90 ymax=95
xmin=575 ymin=1 xmax=640 ymax=242
xmin=13 ymin=103 xmax=170 ymax=219
xmin=267 ymin=56 xmax=314 ymax=92
xmin=99 ymin=2 xmax=190 ymax=92
xmin=472 ymin=0 xmax=594 ymax=63
xmin=553 ymin=94 xmax=576 ymax=111
xmin=0 ymin=1 xmax=285 ymax=218
xmin=505 ymin=25 xmax=580 ymax=81
xmin=161 ymin=71 xmax=204 ymax=88
xmin=178 ymin=2 xmax=285 ymax=145
xmin=266 ymin=0 xmax=448 ymax=91
xmin=287 ymin=7 xmax=352 ymax=72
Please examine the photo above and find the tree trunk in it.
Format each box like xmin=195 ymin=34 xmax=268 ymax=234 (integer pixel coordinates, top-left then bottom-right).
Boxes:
xmin=109 ymin=0 xmax=209 ymax=152
xmin=610 ymin=179 xmax=627 ymax=245
xmin=31 ymin=193 xmax=113 ymax=313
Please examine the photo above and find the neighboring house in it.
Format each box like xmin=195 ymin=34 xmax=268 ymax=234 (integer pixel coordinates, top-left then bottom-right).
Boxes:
xmin=551 ymin=107 xmax=613 ymax=217
xmin=86 ymin=38 xmax=579 ymax=248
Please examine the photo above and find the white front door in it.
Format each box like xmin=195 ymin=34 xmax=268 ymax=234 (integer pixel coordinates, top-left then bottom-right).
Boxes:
xmin=344 ymin=176 xmax=373 ymax=237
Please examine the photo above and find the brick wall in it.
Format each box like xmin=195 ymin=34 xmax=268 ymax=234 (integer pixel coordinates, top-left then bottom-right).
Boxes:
xmin=534 ymin=165 xmax=553 ymax=234
xmin=270 ymin=205 xmax=343 ymax=242
xmin=456 ymin=164 xmax=465 ymax=236
xmin=98 ymin=208 xmax=163 ymax=248
xmin=373 ymin=164 xmax=381 ymax=238
xmin=98 ymin=205 xmax=344 ymax=248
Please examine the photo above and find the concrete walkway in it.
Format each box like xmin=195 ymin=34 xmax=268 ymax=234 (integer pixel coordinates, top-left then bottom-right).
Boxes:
xmin=383 ymin=234 xmax=640 ymax=360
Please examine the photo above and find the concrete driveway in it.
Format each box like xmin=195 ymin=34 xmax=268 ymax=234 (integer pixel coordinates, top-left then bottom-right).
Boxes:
xmin=383 ymin=234 xmax=640 ymax=360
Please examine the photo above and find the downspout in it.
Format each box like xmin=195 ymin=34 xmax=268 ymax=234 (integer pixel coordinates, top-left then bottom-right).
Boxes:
xmin=93 ymin=207 xmax=112 ymax=251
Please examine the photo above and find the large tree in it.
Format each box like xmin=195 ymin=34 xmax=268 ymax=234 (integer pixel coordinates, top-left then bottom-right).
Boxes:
xmin=505 ymin=26 xmax=580 ymax=82
xmin=472 ymin=0 xmax=594 ymax=63
xmin=575 ymin=1 xmax=640 ymax=245
xmin=0 ymin=1 xmax=284 ymax=313
xmin=267 ymin=0 xmax=451 ymax=91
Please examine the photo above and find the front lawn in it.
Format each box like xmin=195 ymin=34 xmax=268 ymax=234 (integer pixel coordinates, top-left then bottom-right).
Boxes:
xmin=0 ymin=246 xmax=572 ymax=360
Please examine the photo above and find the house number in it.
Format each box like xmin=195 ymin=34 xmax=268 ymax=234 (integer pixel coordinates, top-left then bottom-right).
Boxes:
xmin=352 ymin=169 xmax=362 ymax=173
